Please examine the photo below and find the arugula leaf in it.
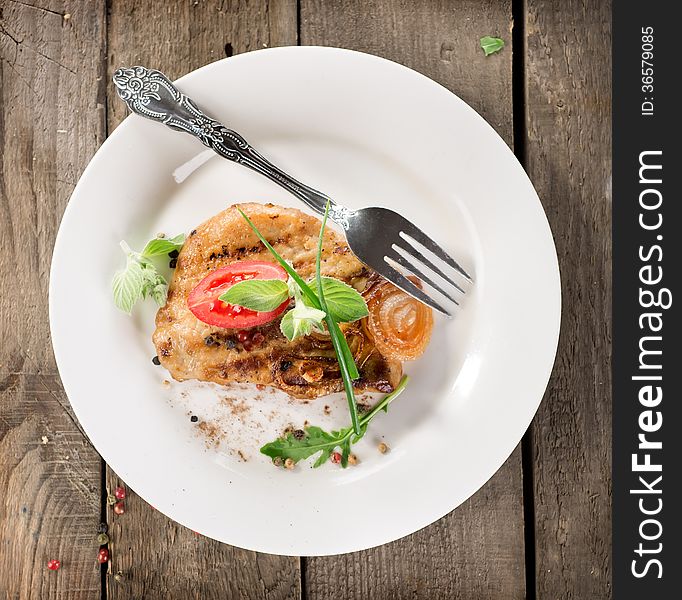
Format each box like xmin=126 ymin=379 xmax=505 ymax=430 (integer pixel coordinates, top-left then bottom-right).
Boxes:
xmin=280 ymin=302 xmax=326 ymax=341
xmin=480 ymin=36 xmax=505 ymax=56
xmin=219 ymin=279 xmax=290 ymax=312
xmin=260 ymin=376 xmax=409 ymax=468
xmin=311 ymin=277 xmax=369 ymax=323
xmin=141 ymin=233 xmax=186 ymax=257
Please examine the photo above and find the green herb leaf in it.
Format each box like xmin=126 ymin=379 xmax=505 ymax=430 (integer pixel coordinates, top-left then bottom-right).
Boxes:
xmin=139 ymin=261 xmax=169 ymax=306
xmin=112 ymin=235 xmax=182 ymax=313
xmin=279 ymin=302 xmax=325 ymax=342
xmin=219 ymin=279 xmax=290 ymax=312
xmin=280 ymin=302 xmax=327 ymax=341
xmin=260 ymin=376 xmax=409 ymax=467
xmin=311 ymin=277 xmax=369 ymax=323
xmin=141 ymin=233 xmax=186 ymax=257
xmin=480 ymin=36 xmax=505 ymax=56
xmin=112 ymin=257 xmax=146 ymax=314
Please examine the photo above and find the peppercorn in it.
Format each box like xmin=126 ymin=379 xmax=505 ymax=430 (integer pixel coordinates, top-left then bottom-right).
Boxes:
xmin=113 ymin=501 xmax=125 ymax=515
xmin=331 ymin=452 xmax=342 ymax=464
xmin=273 ymin=457 xmax=283 ymax=467
xmin=284 ymin=458 xmax=295 ymax=470
xmin=293 ymin=429 xmax=305 ymax=440
xmin=152 ymin=356 xmax=161 ymax=366
xmin=168 ymin=249 xmax=179 ymax=258
xmin=348 ymin=454 xmax=358 ymax=465
xmin=47 ymin=559 xmax=61 ymax=571
xmin=204 ymin=335 xmax=215 ymax=346
xmin=190 ymin=415 xmax=198 ymax=423
xmin=114 ymin=486 xmax=126 ymax=500
xmin=280 ymin=360 xmax=293 ymax=372
xmin=97 ymin=533 xmax=110 ymax=545
xmin=169 ymin=258 xmax=177 ymax=268
xmin=378 ymin=442 xmax=389 ymax=454
xmin=97 ymin=522 xmax=108 ymax=534
xmin=97 ymin=548 xmax=109 ymax=564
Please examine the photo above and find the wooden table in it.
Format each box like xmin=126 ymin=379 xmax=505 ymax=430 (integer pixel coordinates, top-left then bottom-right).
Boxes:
xmin=0 ymin=1 xmax=611 ymax=598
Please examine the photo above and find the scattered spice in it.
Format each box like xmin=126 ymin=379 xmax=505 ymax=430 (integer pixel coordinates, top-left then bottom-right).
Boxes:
xmin=106 ymin=494 xmax=116 ymax=506
xmin=168 ymin=249 xmax=180 ymax=259
xmin=323 ymin=405 xmax=331 ymax=415
xmin=284 ymin=458 xmax=295 ymax=470
xmin=273 ymin=457 xmax=283 ymax=467
xmin=237 ymin=450 xmax=247 ymax=462
xmin=113 ymin=501 xmax=125 ymax=515
xmin=169 ymin=258 xmax=177 ymax=268
xmin=114 ymin=486 xmax=126 ymax=500
xmin=114 ymin=571 xmax=125 ymax=583
xmin=331 ymin=452 xmax=342 ymax=464
xmin=152 ymin=356 xmax=161 ymax=366
xmin=97 ymin=533 xmax=110 ymax=545
xmin=280 ymin=360 xmax=293 ymax=372
xmin=97 ymin=548 xmax=109 ymax=564
xmin=162 ymin=379 xmax=170 ymax=388
xmin=157 ymin=232 xmax=166 ymax=239
xmin=97 ymin=522 xmax=108 ymax=534
xmin=348 ymin=454 xmax=358 ymax=465
xmin=190 ymin=415 xmax=198 ymax=423
xmin=378 ymin=442 xmax=389 ymax=454
xmin=47 ymin=559 xmax=61 ymax=571
xmin=293 ymin=429 xmax=305 ymax=440
xmin=190 ymin=229 xmax=197 ymax=236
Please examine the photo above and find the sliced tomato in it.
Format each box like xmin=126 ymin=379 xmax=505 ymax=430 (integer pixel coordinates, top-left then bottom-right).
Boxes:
xmin=187 ymin=260 xmax=289 ymax=329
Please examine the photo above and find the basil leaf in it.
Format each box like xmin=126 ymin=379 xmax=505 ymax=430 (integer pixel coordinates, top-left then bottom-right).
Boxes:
xmin=480 ymin=36 xmax=505 ymax=56
xmin=112 ymin=258 xmax=145 ymax=314
xmin=219 ymin=279 xmax=290 ymax=312
xmin=311 ymin=277 xmax=368 ymax=323
xmin=141 ymin=233 xmax=186 ymax=257
xmin=280 ymin=303 xmax=326 ymax=341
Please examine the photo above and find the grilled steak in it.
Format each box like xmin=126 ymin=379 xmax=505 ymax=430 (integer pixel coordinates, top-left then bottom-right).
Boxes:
xmin=153 ymin=203 xmax=402 ymax=398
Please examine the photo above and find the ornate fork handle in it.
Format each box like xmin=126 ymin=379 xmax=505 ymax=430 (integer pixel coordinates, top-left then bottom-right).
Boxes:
xmin=112 ymin=66 xmax=351 ymax=227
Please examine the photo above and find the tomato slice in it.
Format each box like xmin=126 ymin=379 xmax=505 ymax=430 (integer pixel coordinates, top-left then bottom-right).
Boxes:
xmin=187 ymin=261 xmax=289 ymax=329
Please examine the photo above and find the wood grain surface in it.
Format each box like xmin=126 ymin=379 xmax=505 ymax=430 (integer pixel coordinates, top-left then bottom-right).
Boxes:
xmin=0 ymin=0 xmax=106 ymax=598
xmin=105 ymin=2 xmax=300 ymax=599
xmin=524 ymin=0 xmax=612 ymax=598
xmin=299 ymin=2 xmax=526 ymax=598
xmin=0 ymin=0 xmax=613 ymax=598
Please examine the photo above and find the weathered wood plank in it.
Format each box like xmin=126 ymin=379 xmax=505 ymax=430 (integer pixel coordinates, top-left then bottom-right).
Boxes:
xmin=298 ymin=2 xmax=525 ymax=598
xmin=524 ymin=0 xmax=612 ymax=598
xmin=0 ymin=0 xmax=106 ymax=597
xmin=105 ymin=2 xmax=299 ymax=598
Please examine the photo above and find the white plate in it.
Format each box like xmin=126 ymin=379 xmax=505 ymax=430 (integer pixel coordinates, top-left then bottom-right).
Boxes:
xmin=50 ymin=47 xmax=560 ymax=556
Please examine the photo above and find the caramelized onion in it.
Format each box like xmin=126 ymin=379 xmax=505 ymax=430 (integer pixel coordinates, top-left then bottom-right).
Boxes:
xmin=363 ymin=280 xmax=433 ymax=361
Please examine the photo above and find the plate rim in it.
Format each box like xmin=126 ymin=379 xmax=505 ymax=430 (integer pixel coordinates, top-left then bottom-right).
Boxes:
xmin=49 ymin=45 xmax=561 ymax=556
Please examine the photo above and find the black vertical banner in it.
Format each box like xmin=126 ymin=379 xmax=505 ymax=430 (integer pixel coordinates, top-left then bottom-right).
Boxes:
xmin=612 ymin=3 xmax=681 ymax=598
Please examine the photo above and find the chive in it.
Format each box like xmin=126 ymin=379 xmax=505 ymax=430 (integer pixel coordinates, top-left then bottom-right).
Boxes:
xmin=316 ymin=202 xmax=361 ymax=435
xmin=238 ymin=204 xmax=362 ymax=435
xmin=237 ymin=208 xmax=321 ymax=309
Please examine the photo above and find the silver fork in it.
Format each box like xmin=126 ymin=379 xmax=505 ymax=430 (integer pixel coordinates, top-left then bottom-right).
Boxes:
xmin=113 ymin=66 xmax=471 ymax=316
